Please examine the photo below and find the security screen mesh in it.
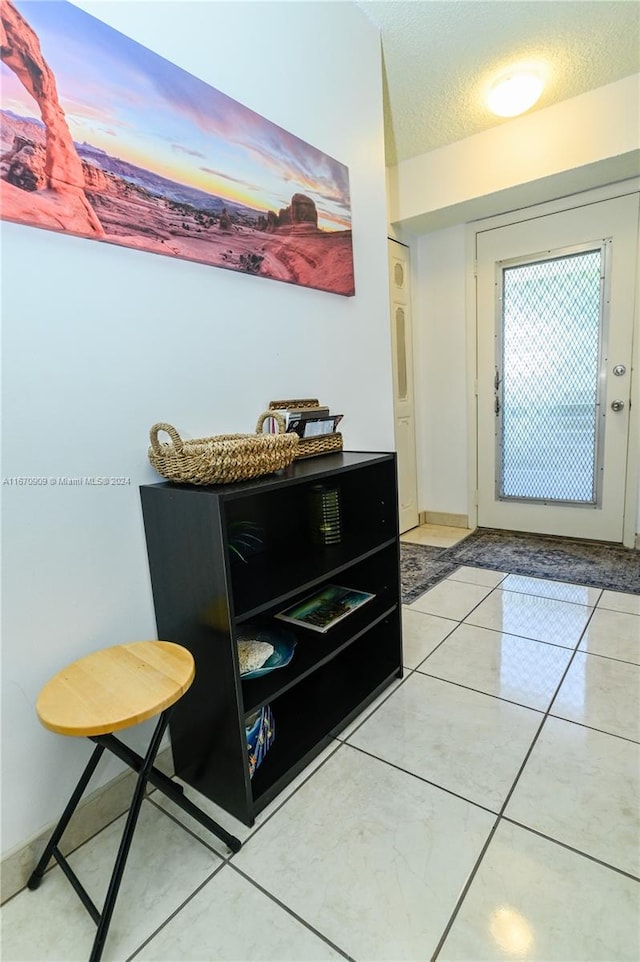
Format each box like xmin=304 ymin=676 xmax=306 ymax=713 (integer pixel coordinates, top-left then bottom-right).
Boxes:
xmin=499 ymin=250 xmax=602 ymax=503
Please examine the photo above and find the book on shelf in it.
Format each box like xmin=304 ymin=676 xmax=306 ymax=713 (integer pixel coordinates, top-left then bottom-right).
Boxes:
xmin=267 ymin=407 xmax=330 ymax=432
xmin=283 ymin=406 xmax=331 ymax=420
xmin=272 ymin=405 xmax=330 ymax=430
xmin=265 ymin=402 xmax=344 ymax=437
xmin=287 ymin=414 xmax=343 ymax=438
xmin=275 ymin=584 xmax=374 ymax=633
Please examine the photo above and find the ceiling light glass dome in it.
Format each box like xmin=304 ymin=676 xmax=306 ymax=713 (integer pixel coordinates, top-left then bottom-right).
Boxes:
xmin=488 ymin=70 xmax=544 ymax=117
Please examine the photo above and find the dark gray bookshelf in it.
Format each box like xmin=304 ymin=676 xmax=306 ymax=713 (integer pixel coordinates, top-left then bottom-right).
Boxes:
xmin=140 ymin=451 xmax=403 ymax=826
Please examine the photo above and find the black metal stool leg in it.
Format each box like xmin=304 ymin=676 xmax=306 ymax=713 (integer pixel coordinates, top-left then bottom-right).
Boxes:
xmin=29 ymin=699 xmax=240 ymax=961
xmin=89 ymin=709 xmax=171 ymax=962
xmin=27 ymin=743 xmax=106 ymax=891
xmin=93 ymin=733 xmax=242 ymax=853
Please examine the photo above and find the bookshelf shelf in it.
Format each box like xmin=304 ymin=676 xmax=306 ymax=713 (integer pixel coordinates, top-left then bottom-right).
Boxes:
xmin=140 ymin=451 xmax=403 ymax=826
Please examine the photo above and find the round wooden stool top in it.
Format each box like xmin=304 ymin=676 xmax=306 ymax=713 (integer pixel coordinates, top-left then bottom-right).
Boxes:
xmin=36 ymin=641 xmax=195 ymax=737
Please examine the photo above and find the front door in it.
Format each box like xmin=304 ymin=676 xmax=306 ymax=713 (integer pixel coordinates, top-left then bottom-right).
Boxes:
xmin=476 ymin=193 xmax=638 ymax=542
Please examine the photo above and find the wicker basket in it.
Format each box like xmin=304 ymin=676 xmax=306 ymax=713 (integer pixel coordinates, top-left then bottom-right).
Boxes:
xmin=267 ymin=399 xmax=343 ymax=460
xmin=148 ymin=415 xmax=298 ymax=485
xmin=294 ymin=432 xmax=343 ymax=459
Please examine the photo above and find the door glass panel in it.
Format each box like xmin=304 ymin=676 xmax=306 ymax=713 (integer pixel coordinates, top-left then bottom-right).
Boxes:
xmin=498 ymin=248 xmax=603 ymax=504
xmin=395 ymin=306 xmax=408 ymax=399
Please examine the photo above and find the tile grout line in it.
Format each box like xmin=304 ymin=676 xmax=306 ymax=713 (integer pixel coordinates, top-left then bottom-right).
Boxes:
xmin=410 ymin=586 xmax=639 ymax=665
xmin=129 ymin=740 xmax=350 ymax=960
xmin=334 ymin=673 xmax=413 ymax=744
xmin=146 ymin=793 xmax=226 ymax=858
xmin=353 ymin=580 xmax=637 ymax=817
xmin=567 ymin=647 xmax=640 ymax=667
xmin=3 ymin=791 xmax=169 ymax=907
xmin=227 ymin=862 xmax=355 ymax=961
xmin=156 ymin=736 xmax=346 ymax=859
xmin=401 ymin=615 xmax=467 ymax=668
xmin=125 ymin=860 xmax=227 ymax=962
xmin=496 ymin=586 xmax=603 ymax=608
xmin=408 ymin=670 xmax=639 ymax=745
xmin=448 ymin=576 xmax=639 ymax=612
xmin=430 ymin=599 xmax=602 ymax=960
xmin=342 ymin=740 xmax=501 ymax=819
xmin=444 ymin=621 xmax=584 ymax=651
xmin=402 ymin=579 xmax=510 ymax=679
xmin=228 ymin=738 xmax=345 ymax=850
xmin=407 ymin=576 xmax=505 ymax=622
xmin=500 ymin=815 xmax=640 ymax=883
xmin=336 ymin=602 xmax=470 ymax=744
xmin=412 ymin=669 xmax=551 ymax=715
xmin=544 ymin=711 xmax=640 ymax=746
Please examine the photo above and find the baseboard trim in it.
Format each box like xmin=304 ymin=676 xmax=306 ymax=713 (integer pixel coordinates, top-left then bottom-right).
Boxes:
xmin=1 ymin=746 xmax=174 ymax=905
xmin=419 ymin=511 xmax=470 ymax=529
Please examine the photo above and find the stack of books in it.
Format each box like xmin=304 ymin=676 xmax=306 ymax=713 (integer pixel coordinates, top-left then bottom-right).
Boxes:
xmin=268 ymin=404 xmax=343 ymax=438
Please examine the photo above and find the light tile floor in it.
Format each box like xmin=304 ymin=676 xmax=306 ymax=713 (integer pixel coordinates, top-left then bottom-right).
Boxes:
xmin=400 ymin=523 xmax=474 ymax=549
xmin=2 ymin=527 xmax=639 ymax=961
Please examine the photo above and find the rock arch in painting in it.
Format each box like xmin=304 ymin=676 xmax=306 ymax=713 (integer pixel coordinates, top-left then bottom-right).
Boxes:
xmin=0 ymin=0 xmax=103 ymax=235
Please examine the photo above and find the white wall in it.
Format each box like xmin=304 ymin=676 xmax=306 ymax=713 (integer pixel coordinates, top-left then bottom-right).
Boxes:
xmin=1 ymin=0 xmax=392 ymax=855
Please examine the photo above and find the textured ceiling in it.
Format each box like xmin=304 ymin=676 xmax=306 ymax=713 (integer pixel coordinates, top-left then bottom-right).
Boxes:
xmin=356 ymin=1 xmax=640 ymax=166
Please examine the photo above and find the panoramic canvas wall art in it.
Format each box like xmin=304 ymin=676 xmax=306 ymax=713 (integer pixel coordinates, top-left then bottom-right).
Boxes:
xmin=0 ymin=0 xmax=355 ymax=295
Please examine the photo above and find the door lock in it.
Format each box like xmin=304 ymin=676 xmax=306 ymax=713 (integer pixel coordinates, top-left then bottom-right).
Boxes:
xmin=611 ymin=400 xmax=625 ymax=412
xmin=613 ymin=364 xmax=626 ymax=376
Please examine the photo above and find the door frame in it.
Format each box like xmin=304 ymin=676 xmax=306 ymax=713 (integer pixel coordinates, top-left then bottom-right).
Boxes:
xmin=465 ymin=179 xmax=640 ymax=548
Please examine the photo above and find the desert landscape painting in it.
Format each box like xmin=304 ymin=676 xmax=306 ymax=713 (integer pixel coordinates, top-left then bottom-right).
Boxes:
xmin=0 ymin=0 xmax=355 ymax=295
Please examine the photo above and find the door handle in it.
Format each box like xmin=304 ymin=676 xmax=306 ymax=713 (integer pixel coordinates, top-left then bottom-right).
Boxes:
xmin=611 ymin=400 xmax=625 ymax=412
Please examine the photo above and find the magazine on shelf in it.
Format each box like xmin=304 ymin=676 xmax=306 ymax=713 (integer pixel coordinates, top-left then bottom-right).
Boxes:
xmin=275 ymin=584 xmax=375 ymax=633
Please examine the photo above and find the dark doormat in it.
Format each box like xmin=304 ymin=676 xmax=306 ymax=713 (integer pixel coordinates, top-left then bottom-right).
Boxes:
xmin=400 ymin=544 xmax=460 ymax=604
xmin=401 ymin=528 xmax=640 ymax=605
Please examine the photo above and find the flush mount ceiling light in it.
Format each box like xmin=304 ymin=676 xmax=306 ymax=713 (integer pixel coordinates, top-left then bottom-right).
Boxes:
xmin=487 ymin=69 xmax=544 ymax=117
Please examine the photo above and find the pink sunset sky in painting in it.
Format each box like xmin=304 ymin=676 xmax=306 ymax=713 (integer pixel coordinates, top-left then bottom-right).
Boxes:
xmin=1 ymin=0 xmax=352 ymax=232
